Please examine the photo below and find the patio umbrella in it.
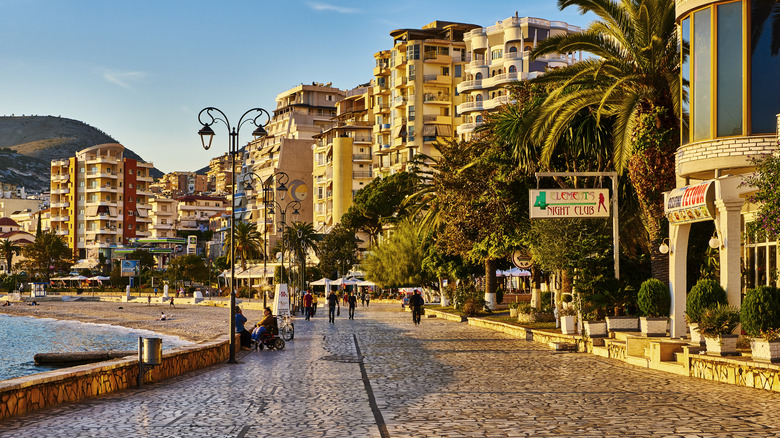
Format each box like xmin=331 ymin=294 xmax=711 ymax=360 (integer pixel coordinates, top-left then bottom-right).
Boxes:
xmin=310 ymin=277 xmax=331 ymax=286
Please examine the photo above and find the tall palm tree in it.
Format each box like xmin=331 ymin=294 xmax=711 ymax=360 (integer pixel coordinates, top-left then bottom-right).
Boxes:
xmin=223 ymin=221 xmax=263 ymax=271
xmin=0 ymin=239 xmax=22 ymax=274
xmin=525 ymin=0 xmax=680 ymax=280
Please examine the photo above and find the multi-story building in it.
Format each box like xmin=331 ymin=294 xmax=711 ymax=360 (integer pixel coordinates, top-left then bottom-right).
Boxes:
xmin=0 ymin=198 xmax=45 ymax=218
xmin=149 ymin=197 xmax=179 ymax=239
xmin=665 ymin=0 xmax=780 ymax=337
xmin=312 ymin=84 xmax=375 ymax=231
xmin=372 ymin=21 xmax=480 ymax=175
xmin=49 ymin=143 xmax=154 ymax=261
xmin=457 ymin=15 xmax=581 ymax=138
xmin=175 ymin=194 xmax=227 ymax=233
xmin=206 ymin=153 xmax=239 ymax=196
xmin=240 ymin=83 xmax=342 ymax=250
xmin=9 ymin=208 xmax=50 ymax=234
xmin=0 ymin=183 xmax=26 ymax=199
xmin=153 ymin=171 xmax=209 ymax=197
xmin=207 ymin=210 xmax=231 ymax=259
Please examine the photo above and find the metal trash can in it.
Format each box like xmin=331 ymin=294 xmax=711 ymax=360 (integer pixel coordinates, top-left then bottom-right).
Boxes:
xmin=142 ymin=338 xmax=163 ymax=366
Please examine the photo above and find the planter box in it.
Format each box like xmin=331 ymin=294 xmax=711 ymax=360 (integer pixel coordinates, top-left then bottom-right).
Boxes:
xmin=583 ymin=320 xmax=607 ymax=338
xmin=704 ymin=334 xmax=739 ymax=356
xmin=688 ymin=323 xmax=705 ymax=346
xmin=606 ymin=316 xmax=639 ymax=332
xmin=509 ymin=308 xmax=518 ymax=317
xmin=560 ymin=315 xmax=577 ymax=335
xmin=750 ymin=338 xmax=780 ymax=363
xmin=640 ymin=317 xmax=668 ymax=337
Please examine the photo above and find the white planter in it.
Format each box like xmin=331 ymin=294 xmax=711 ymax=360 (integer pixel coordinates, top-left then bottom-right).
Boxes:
xmin=509 ymin=308 xmax=518 ymax=317
xmin=750 ymin=338 xmax=780 ymax=363
xmin=704 ymin=334 xmax=739 ymax=356
xmin=606 ymin=316 xmax=639 ymax=332
xmin=560 ymin=315 xmax=577 ymax=335
xmin=688 ymin=323 xmax=705 ymax=346
xmin=640 ymin=317 xmax=668 ymax=337
xmin=583 ymin=320 xmax=607 ymax=338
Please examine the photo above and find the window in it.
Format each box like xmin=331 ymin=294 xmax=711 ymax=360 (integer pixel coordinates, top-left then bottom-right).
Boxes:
xmin=161 ymin=218 xmax=167 ymax=224
xmin=454 ymin=65 xmax=461 ymax=78
xmin=475 ymin=94 xmax=483 ymax=102
xmin=129 ymin=183 xmax=133 ymax=189
xmin=509 ymin=46 xmax=518 ymax=53
xmin=441 ymin=67 xmax=449 ymax=76
xmin=475 ymin=72 xmax=483 ymax=80
xmin=408 ymin=105 xmax=415 ymax=121
xmin=509 ymin=65 xmax=517 ymax=73
xmin=407 ymin=44 xmax=420 ymax=60
xmin=128 ymin=224 xmax=133 ymax=230
xmin=491 ymin=49 xmax=503 ymax=60
xmin=129 ymin=197 xmax=134 ymax=203
xmin=128 ymin=210 xmax=134 ymax=216
xmin=476 ymin=115 xmax=483 ymax=123
xmin=408 ymin=64 xmax=415 ymax=79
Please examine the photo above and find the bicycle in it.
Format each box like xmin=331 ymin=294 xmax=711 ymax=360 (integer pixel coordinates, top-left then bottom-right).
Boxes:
xmin=279 ymin=314 xmax=294 ymax=341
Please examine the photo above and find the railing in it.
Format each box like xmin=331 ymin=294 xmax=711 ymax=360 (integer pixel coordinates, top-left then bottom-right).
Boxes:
xmin=353 ymin=153 xmax=372 ymax=161
xmin=423 ymin=94 xmax=451 ymax=102
xmin=423 ymin=115 xmax=438 ymax=122
xmin=353 ymin=171 xmax=373 ymax=179
xmin=423 ymin=74 xmax=439 ymax=83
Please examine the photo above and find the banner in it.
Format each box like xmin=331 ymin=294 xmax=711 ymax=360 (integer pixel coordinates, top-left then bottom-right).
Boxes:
xmin=665 ymin=181 xmax=715 ymax=225
xmin=529 ymin=189 xmax=610 ymax=218
xmin=121 ymin=260 xmax=140 ymax=277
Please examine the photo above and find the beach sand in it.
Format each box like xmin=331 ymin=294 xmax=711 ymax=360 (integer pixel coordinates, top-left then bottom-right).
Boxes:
xmin=0 ymin=300 xmax=266 ymax=343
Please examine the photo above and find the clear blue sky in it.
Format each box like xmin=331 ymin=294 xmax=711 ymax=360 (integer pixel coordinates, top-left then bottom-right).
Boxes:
xmin=0 ymin=0 xmax=594 ymax=173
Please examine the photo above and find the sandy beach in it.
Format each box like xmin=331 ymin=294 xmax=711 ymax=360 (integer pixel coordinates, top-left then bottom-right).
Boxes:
xmin=0 ymin=300 xmax=268 ymax=343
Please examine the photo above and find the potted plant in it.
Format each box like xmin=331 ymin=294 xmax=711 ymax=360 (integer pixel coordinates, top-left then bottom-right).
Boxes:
xmin=508 ymin=301 xmax=519 ymax=317
xmin=697 ymin=304 xmax=740 ymax=356
xmin=741 ymin=285 xmax=780 ymax=362
xmin=637 ymin=278 xmax=670 ymax=337
xmin=685 ymin=279 xmax=728 ymax=346
xmin=559 ymin=306 xmax=577 ymax=335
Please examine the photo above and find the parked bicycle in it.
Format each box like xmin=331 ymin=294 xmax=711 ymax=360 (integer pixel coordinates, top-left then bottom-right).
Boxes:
xmin=279 ymin=314 xmax=294 ymax=341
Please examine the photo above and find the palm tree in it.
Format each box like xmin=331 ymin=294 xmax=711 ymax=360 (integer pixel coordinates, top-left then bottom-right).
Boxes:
xmin=0 ymin=239 xmax=22 ymax=274
xmin=524 ymin=0 xmax=680 ymax=280
xmin=223 ymin=221 xmax=263 ymax=271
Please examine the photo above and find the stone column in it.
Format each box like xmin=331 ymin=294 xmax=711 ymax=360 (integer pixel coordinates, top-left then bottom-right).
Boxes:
xmin=714 ymin=199 xmax=744 ymax=308
xmin=669 ymin=223 xmax=690 ymax=338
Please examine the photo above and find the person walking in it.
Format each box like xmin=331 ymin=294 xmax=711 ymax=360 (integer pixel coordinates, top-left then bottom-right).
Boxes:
xmin=365 ymin=292 xmax=370 ymax=307
xmin=303 ymin=290 xmax=313 ymax=320
xmin=348 ymin=292 xmax=357 ymax=320
xmin=327 ymin=290 xmax=340 ymax=323
xmin=410 ymin=289 xmax=424 ymax=325
xmin=169 ymin=297 xmax=175 ymax=308
xmin=311 ymin=293 xmax=318 ymax=316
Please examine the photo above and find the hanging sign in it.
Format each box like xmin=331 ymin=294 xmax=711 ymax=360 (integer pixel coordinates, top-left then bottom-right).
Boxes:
xmin=512 ymin=250 xmax=533 ymax=269
xmin=529 ymin=189 xmax=610 ymax=218
xmin=665 ymin=181 xmax=715 ymax=225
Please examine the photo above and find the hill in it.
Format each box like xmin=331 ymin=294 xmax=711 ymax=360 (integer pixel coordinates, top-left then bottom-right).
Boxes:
xmin=0 ymin=116 xmax=163 ymax=193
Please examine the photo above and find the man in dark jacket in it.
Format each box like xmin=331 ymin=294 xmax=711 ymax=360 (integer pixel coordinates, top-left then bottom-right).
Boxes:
xmin=410 ymin=290 xmax=425 ymax=325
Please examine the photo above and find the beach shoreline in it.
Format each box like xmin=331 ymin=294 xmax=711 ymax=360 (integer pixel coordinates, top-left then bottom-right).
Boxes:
xmin=0 ymin=300 xmax=265 ymax=343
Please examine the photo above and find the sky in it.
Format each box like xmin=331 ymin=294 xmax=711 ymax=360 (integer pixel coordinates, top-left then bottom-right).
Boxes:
xmin=0 ymin=0 xmax=595 ymax=173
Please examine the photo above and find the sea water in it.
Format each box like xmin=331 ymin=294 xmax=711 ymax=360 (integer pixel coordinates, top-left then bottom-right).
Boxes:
xmin=0 ymin=314 xmax=191 ymax=381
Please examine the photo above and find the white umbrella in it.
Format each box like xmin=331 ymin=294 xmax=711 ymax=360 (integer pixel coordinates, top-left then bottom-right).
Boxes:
xmin=88 ymin=276 xmax=110 ymax=281
xmin=332 ymin=277 xmax=359 ymax=285
xmin=310 ymin=277 xmax=331 ymax=286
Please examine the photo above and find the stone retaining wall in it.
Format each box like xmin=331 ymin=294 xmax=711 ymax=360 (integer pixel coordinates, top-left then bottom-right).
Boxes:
xmin=0 ymin=335 xmax=237 ymax=421
xmin=466 ymin=317 xmax=586 ymax=351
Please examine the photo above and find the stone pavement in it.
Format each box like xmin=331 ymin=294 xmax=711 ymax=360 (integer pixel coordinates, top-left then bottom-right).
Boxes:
xmin=3 ymin=303 xmax=780 ymax=437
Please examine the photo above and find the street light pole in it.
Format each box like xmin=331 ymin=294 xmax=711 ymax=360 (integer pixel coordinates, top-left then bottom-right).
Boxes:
xmin=197 ymin=106 xmax=269 ymax=364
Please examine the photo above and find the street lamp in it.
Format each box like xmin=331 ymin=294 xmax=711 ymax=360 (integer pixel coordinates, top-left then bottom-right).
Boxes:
xmin=241 ymin=172 xmax=300 ymax=309
xmin=197 ymin=106 xmax=269 ymax=364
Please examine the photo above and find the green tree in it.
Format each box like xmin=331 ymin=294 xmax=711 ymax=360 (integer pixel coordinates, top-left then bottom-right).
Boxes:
xmin=525 ymin=0 xmax=680 ymax=280
xmin=362 ymin=219 xmax=430 ymax=288
xmin=0 ymin=239 xmax=22 ymax=275
xmin=128 ymin=249 xmax=156 ymax=270
xmin=223 ymin=221 xmax=263 ymax=270
xmin=317 ymin=224 xmax=359 ymax=278
xmin=743 ymin=154 xmax=780 ymax=237
xmin=282 ymin=221 xmax=319 ymax=289
xmin=21 ymin=232 xmax=71 ymax=280
xmin=168 ymin=255 xmax=208 ymax=284
xmin=341 ymin=171 xmax=418 ymax=246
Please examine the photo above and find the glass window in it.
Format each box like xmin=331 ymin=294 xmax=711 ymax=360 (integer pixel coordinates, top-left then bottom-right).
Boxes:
xmin=454 ymin=65 xmax=461 ymax=77
xmin=475 ymin=72 xmax=483 ymax=80
xmin=407 ymin=44 xmax=420 ymax=60
xmin=681 ymin=17 xmax=690 ymax=145
xmin=751 ymin=0 xmax=780 ymax=134
xmin=692 ymin=8 xmax=712 ymax=141
xmin=509 ymin=65 xmax=517 ymax=73
xmin=717 ymin=1 xmax=743 ymax=137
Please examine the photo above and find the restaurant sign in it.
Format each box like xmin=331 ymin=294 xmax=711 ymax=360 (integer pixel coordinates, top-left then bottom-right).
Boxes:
xmin=529 ymin=189 xmax=610 ymax=218
xmin=665 ymin=181 xmax=715 ymax=225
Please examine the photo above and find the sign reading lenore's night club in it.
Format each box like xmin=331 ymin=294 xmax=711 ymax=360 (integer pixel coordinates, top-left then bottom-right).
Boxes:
xmin=529 ymin=189 xmax=611 ymax=218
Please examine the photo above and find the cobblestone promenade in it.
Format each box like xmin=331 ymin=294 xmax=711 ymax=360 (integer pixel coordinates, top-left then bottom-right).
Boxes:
xmin=3 ymin=303 xmax=780 ymax=437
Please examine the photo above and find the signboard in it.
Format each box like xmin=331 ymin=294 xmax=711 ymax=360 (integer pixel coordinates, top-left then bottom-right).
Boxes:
xmin=272 ymin=283 xmax=290 ymax=316
xmin=664 ymin=181 xmax=715 ymax=225
xmin=121 ymin=260 xmax=140 ymax=277
xmin=512 ymin=250 xmax=533 ymax=269
xmin=529 ymin=189 xmax=610 ymax=218
xmin=187 ymin=235 xmax=197 ymax=255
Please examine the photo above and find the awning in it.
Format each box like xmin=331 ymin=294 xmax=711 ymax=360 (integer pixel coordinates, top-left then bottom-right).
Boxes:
xmin=136 ymin=208 xmax=148 ymax=218
xmin=422 ymin=124 xmax=436 ymax=136
xmin=393 ymin=125 xmax=407 ymax=138
xmin=86 ymin=206 xmax=99 ymax=216
xmin=423 ymin=124 xmax=452 ymax=137
xmin=72 ymin=259 xmax=99 ymax=270
xmin=109 ymin=207 xmax=117 ymax=217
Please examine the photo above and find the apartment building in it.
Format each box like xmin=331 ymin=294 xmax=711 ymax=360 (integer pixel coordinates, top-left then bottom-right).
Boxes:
xmin=0 ymin=198 xmax=45 ymax=218
xmin=9 ymin=208 xmax=50 ymax=235
xmin=151 ymin=171 xmax=208 ymax=197
xmin=207 ymin=153 xmax=239 ymax=196
xmin=149 ymin=197 xmax=179 ymax=239
xmin=49 ymin=143 xmax=154 ymax=261
xmin=312 ymin=84 xmax=375 ymax=231
xmin=240 ymin=83 xmax=342 ymax=249
xmin=372 ymin=21 xmax=480 ymax=175
xmin=176 ymin=194 xmax=227 ymax=233
xmin=0 ymin=183 xmax=26 ymax=199
xmin=457 ymin=15 xmax=581 ymax=138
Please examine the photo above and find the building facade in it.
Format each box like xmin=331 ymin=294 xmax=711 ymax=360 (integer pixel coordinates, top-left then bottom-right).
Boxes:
xmin=457 ymin=16 xmax=581 ymax=138
xmin=49 ymin=143 xmax=154 ymax=261
xmin=667 ymin=0 xmax=780 ymax=337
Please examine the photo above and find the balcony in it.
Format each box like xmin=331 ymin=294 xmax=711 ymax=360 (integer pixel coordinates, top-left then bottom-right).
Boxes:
xmin=353 ymin=153 xmax=372 ymax=162
xmin=353 ymin=171 xmax=373 ymax=179
xmin=50 ymin=202 xmax=70 ymax=209
xmin=86 ymin=171 xmax=117 ymax=179
xmin=55 ymin=229 xmax=69 ymax=236
xmin=51 ymin=174 xmax=69 ymax=182
xmin=423 ymin=93 xmax=451 ymax=104
xmin=136 ymin=162 xmax=154 ymax=168
xmin=457 ymin=101 xmax=484 ymax=113
xmin=86 ymin=156 xmax=115 ymax=165
xmin=457 ymin=79 xmax=483 ymax=93
xmin=85 ymin=199 xmax=118 ymax=207
xmin=136 ymin=174 xmax=153 ymax=182
xmin=51 ymin=159 xmax=68 ymax=167
xmin=50 ymin=215 xmax=70 ymax=222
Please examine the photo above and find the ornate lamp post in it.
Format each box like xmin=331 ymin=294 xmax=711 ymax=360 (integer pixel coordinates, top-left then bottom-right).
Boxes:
xmin=197 ymin=106 xmax=269 ymax=364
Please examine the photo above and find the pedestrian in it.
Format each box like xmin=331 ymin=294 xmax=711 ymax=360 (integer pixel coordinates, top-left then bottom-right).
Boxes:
xmin=361 ymin=292 xmax=366 ymax=307
xmin=159 ymin=312 xmax=167 ymax=321
xmin=170 ymin=297 xmax=175 ymax=308
xmin=147 ymin=295 xmax=151 ymax=306
xmin=348 ymin=292 xmax=357 ymax=319
xmin=235 ymin=306 xmax=252 ymax=351
xmin=304 ymin=290 xmax=313 ymax=320
xmin=410 ymin=289 xmax=425 ymax=325
xmin=311 ymin=292 xmax=318 ymax=316
xmin=365 ymin=293 xmax=370 ymax=307
xmin=327 ymin=290 xmax=340 ymax=323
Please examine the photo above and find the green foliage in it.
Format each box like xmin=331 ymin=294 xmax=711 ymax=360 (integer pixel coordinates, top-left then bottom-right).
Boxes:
xmin=741 ymin=286 xmax=780 ymax=338
xmin=450 ymin=282 xmax=485 ymax=316
xmin=127 ymin=249 xmax=156 ymax=270
xmin=223 ymin=221 xmax=263 ymax=270
xmin=316 ymin=224 xmax=358 ymax=278
xmin=495 ymin=287 xmax=504 ymax=306
xmin=21 ymin=232 xmax=72 ymax=280
xmin=362 ymin=220 xmax=428 ymax=288
xmin=685 ymin=279 xmax=728 ymax=324
xmin=743 ymin=154 xmax=780 ymax=238
xmin=637 ymin=278 xmax=670 ymax=317
xmin=562 ymin=293 xmax=573 ymax=303
xmin=697 ymin=304 xmax=740 ymax=337
xmin=167 ymin=255 xmax=208 ymax=284
xmin=0 ymin=239 xmax=22 ymax=275
xmin=0 ymin=274 xmax=18 ymax=293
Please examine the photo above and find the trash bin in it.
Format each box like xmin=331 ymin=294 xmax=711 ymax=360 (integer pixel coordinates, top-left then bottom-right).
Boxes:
xmin=142 ymin=338 xmax=163 ymax=366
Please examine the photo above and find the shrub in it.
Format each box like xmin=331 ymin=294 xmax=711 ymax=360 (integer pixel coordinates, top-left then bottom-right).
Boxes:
xmin=686 ymin=279 xmax=728 ymax=324
xmin=740 ymin=286 xmax=780 ymax=338
xmin=453 ymin=283 xmax=484 ymax=315
xmin=562 ymin=293 xmax=573 ymax=303
xmin=697 ymin=304 xmax=740 ymax=337
xmin=517 ymin=303 xmax=533 ymax=314
xmin=637 ymin=278 xmax=670 ymax=317
xmin=496 ymin=287 xmax=504 ymax=305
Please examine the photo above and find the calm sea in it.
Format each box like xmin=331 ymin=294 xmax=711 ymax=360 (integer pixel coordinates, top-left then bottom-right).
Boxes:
xmin=0 ymin=314 xmax=191 ymax=381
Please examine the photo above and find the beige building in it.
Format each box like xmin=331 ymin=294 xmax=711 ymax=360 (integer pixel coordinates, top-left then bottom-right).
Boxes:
xmin=176 ymin=194 xmax=227 ymax=233
xmin=149 ymin=197 xmax=179 ymax=239
xmin=151 ymin=172 xmax=209 ymax=197
xmin=49 ymin=143 xmax=154 ymax=261
xmin=0 ymin=198 xmax=45 ymax=218
xmin=9 ymin=208 xmax=50 ymax=234
xmin=207 ymin=153 xmax=239 ymax=196
xmin=458 ymin=16 xmax=581 ymax=138
xmin=372 ymin=21 xmax=480 ymax=175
